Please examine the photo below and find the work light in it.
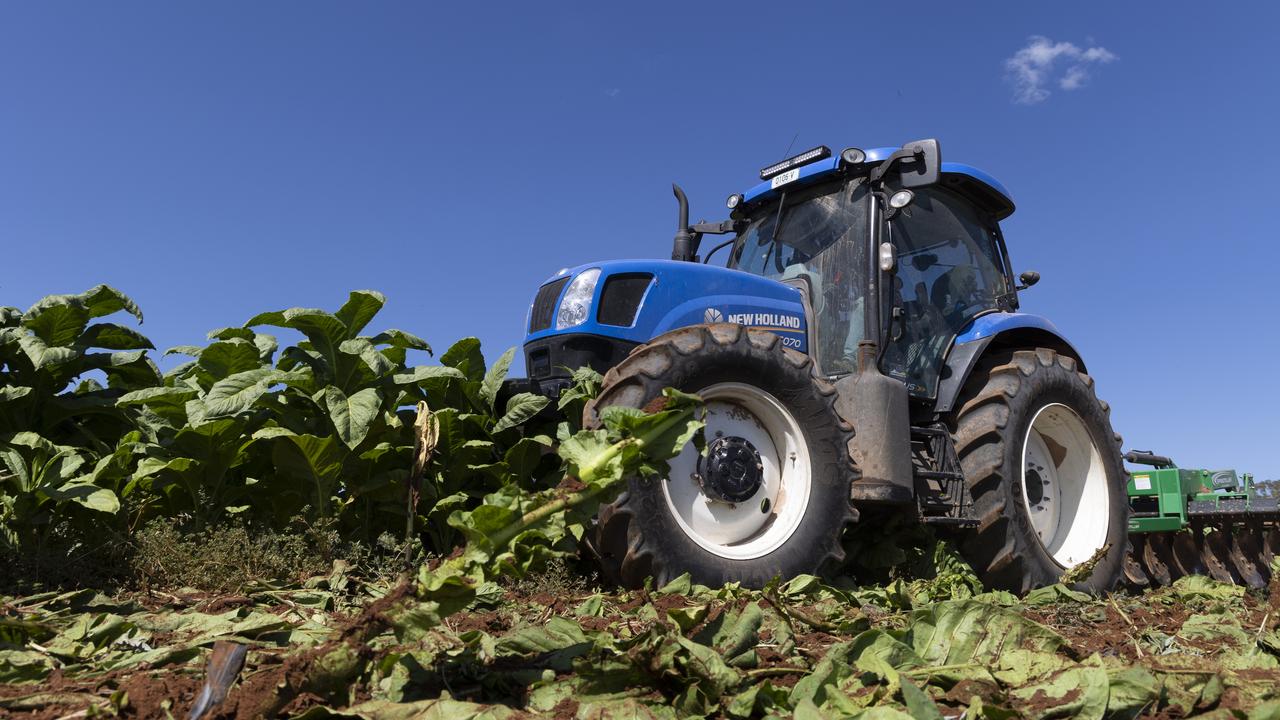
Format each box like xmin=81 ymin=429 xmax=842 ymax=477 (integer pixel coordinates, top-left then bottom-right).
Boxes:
xmin=759 ymin=146 xmax=831 ymax=180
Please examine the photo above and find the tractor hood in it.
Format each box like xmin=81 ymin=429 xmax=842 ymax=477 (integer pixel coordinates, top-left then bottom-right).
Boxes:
xmin=523 ymin=260 xmax=807 ymax=379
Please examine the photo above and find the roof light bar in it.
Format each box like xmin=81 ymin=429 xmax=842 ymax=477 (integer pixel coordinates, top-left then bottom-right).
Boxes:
xmin=759 ymin=145 xmax=831 ymax=180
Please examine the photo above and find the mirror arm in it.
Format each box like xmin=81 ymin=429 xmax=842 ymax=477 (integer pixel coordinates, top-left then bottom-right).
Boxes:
xmin=689 ymin=219 xmax=741 ymax=235
xmin=869 ymin=147 xmax=922 ymax=185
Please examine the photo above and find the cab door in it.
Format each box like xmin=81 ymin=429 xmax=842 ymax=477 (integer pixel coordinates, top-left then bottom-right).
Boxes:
xmin=883 ymin=187 xmax=1011 ymax=397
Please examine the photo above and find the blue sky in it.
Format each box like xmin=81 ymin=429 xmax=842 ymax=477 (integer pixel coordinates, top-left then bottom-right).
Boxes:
xmin=3 ymin=2 xmax=1278 ymax=478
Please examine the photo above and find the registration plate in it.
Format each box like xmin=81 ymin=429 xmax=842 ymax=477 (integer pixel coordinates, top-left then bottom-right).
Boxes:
xmin=770 ymin=168 xmax=800 ymax=189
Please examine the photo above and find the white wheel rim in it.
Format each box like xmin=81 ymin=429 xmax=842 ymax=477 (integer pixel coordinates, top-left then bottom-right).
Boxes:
xmin=660 ymin=382 xmax=812 ymax=560
xmin=1020 ymin=403 xmax=1110 ymax=568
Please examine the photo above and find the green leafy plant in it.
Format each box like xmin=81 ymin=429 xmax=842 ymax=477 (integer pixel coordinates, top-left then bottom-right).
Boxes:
xmin=0 ymin=286 xmax=157 ymax=549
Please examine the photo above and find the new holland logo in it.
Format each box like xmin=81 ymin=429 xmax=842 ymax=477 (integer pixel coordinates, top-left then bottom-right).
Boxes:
xmin=704 ymin=307 xmax=724 ymax=323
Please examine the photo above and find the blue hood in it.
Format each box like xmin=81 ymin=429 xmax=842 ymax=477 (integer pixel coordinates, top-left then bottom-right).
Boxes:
xmin=525 ymin=260 xmax=808 ymax=352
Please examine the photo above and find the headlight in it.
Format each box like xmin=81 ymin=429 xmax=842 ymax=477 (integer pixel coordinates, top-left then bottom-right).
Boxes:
xmin=555 ymin=268 xmax=601 ymax=329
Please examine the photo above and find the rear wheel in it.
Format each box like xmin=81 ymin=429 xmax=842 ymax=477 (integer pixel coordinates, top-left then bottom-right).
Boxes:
xmin=950 ymin=348 xmax=1128 ymax=594
xmin=586 ymin=324 xmax=858 ymax=589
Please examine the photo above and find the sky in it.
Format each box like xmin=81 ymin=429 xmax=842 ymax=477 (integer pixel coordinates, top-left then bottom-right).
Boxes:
xmin=3 ymin=2 xmax=1278 ymax=479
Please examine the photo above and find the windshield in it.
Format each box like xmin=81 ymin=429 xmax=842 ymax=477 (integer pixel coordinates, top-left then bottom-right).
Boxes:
xmin=730 ymin=180 xmax=869 ymax=375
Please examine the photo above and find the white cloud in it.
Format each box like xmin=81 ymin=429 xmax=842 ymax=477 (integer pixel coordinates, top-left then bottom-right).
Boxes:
xmin=1005 ymin=36 xmax=1117 ymax=104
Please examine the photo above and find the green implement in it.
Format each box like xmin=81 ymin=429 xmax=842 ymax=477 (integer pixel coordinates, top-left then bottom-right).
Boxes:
xmin=1123 ymin=450 xmax=1280 ymax=588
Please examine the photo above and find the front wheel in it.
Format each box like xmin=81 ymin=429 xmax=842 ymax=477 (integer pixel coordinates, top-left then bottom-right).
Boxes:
xmin=950 ymin=348 xmax=1128 ymax=594
xmin=586 ymin=324 xmax=858 ymax=589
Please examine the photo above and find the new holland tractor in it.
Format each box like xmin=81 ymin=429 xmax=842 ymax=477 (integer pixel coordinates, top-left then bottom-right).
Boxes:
xmin=518 ymin=140 xmax=1130 ymax=594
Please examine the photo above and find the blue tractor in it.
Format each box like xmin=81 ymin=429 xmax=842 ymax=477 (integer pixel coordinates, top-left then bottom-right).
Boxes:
xmin=520 ymin=140 xmax=1128 ymax=593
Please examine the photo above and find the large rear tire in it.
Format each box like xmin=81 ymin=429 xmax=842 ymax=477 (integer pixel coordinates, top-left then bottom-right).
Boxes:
xmin=950 ymin=348 xmax=1128 ymax=594
xmin=585 ymin=324 xmax=858 ymax=589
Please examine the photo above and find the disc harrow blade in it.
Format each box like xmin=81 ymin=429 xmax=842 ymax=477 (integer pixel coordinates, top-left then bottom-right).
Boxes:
xmin=1199 ymin=529 xmax=1242 ymax=585
xmin=1264 ymin=527 xmax=1280 ymax=567
xmin=1228 ymin=525 xmax=1270 ymax=589
xmin=1170 ymin=532 xmax=1206 ymax=579
xmin=1123 ymin=537 xmax=1151 ymax=589
xmin=1140 ymin=533 xmax=1175 ymax=586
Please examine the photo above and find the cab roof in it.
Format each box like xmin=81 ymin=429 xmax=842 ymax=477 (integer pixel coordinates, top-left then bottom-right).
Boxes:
xmin=740 ymin=145 xmax=1016 ymax=220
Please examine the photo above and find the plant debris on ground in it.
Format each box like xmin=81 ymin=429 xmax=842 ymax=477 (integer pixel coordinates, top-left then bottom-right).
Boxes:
xmin=2 ymin=566 xmax=1279 ymax=719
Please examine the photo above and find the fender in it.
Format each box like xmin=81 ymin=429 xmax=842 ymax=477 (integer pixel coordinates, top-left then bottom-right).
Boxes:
xmin=933 ymin=312 xmax=1086 ymax=414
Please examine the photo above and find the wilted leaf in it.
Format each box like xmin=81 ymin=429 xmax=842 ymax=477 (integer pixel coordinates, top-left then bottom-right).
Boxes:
xmin=906 ymin=599 xmax=1066 ymax=666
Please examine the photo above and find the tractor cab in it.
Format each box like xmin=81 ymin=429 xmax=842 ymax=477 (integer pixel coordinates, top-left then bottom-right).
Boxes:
xmin=708 ymin=145 xmax=1021 ymax=399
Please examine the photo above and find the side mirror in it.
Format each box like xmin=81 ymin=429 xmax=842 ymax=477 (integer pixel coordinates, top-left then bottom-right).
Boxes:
xmin=1017 ymin=271 xmax=1040 ymax=290
xmin=898 ymin=138 xmax=941 ymax=189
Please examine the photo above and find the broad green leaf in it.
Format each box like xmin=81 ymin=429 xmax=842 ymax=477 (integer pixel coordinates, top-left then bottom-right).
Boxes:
xmin=44 ymin=481 xmax=120 ymax=514
xmin=197 ymin=340 xmax=264 ymax=379
xmin=1167 ymin=575 xmax=1246 ymax=602
xmin=131 ymin=456 xmax=196 ymax=482
xmin=392 ymin=365 xmax=465 ymax=385
xmin=338 ymin=338 xmax=393 ymax=377
xmin=22 ymin=295 xmax=90 ymax=347
xmin=493 ymin=616 xmax=592 ymax=672
xmin=0 ymin=306 xmax=20 ymax=327
xmin=117 ymin=386 xmax=200 ymax=411
xmin=1009 ymin=654 xmax=1108 ymax=720
xmin=492 ymin=392 xmax=549 ymax=433
xmin=0 ymin=648 xmax=54 ymax=683
xmin=905 ymin=599 xmax=1066 ymax=666
xmin=295 ymin=698 xmax=519 ymax=719
xmin=202 ymin=368 xmax=281 ymax=418
xmin=1106 ymin=667 xmax=1159 ymax=720
xmin=480 ymin=347 xmax=516 ymax=409
xmin=271 ymin=433 xmax=346 ymax=510
xmin=334 ymin=290 xmax=386 ymax=338
xmin=81 ymin=284 xmax=143 ymax=322
xmin=206 ymin=326 xmax=255 ymax=341
xmin=16 ymin=333 xmax=78 ymax=369
xmin=503 ymin=437 xmax=550 ymax=480
xmin=253 ymin=332 xmax=278 ymax=362
xmin=323 ymin=386 xmax=382 ymax=450
xmin=93 ymin=351 xmax=163 ymax=390
xmin=441 ymin=337 xmax=485 ymax=382
xmin=4 ymin=432 xmax=59 ymax=454
xmin=76 ymin=322 xmax=154 ymax=351
xmin=164 ymin=344 xmax=204 ymax=357
xmin=280 ymin=308 xmax=347 ymax=355
xmin=247 ymin=307 xmax=346 ymax=364
xmin=370 ymin=328 xmax=431 ymax=354
xmin=901 ymin=680 xmax=943 ymax=720
xmin=1023 ymin=583 xmax=1092 ymax=606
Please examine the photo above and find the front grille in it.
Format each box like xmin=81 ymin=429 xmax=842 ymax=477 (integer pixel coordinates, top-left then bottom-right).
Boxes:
xmin=597 ymin=273 xmax=653 ymax=327
xmin=529 ymin=277 xmax=569 ymax=332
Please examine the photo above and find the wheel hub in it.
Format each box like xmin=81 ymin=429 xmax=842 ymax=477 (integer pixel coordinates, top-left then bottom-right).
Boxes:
xmin=699 ymin=436 xmax=764 ymax=503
